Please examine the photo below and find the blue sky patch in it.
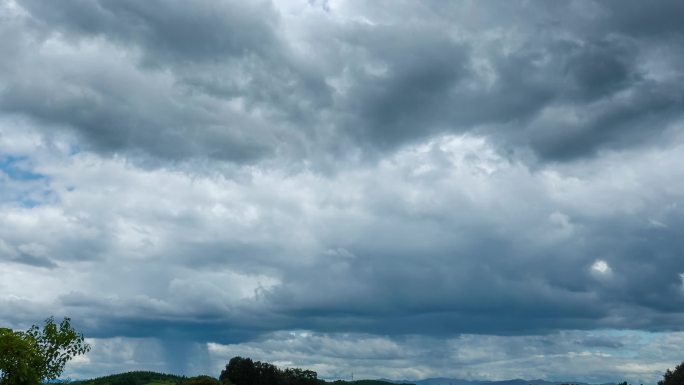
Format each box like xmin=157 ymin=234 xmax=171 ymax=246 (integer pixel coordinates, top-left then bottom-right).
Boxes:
xmin=0 ymin=155 xmax=46 ymax=181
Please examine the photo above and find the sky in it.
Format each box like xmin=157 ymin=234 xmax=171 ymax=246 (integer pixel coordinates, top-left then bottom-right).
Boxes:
xmin=1 ymin=0 xmax=684 ymax=383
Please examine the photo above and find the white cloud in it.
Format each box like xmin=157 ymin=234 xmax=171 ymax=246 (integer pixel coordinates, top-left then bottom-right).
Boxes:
xmin=591 ymin=260 xmax=612 ymax=275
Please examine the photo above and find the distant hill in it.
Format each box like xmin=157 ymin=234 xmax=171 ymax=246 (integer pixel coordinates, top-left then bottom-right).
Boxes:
xmin=379 ymin=378 xmax=615 ymax=385
xmin=70 ymin=371 xmax=186 ymax=385
xmin=327 ymin=380 xmax=414 ymax=385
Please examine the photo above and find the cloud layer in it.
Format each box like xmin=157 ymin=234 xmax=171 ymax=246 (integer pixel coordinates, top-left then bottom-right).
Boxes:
xmin=1 ymin=0 xmax=684 ymax=382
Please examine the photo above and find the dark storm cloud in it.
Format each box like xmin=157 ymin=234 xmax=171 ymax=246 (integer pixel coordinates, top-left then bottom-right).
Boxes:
xmin=260 ymin=215 xmax=684 ymax=337
xmin=18 ymin=0 xmax=279 ymax=62
xmin=329 ymin=12 xmax=663 ymax=159
xmin=2 ymin=0 xmax=683 ymax=165
xmin=2 ymin=0 xmax=328 ymax=163
xmin=335 ymin=24 xmax=470 ymax=148
xmin=602 ymin=0 xmax=684 ymax=38
xmin=1 ymin=78 xmax=274 ymax=162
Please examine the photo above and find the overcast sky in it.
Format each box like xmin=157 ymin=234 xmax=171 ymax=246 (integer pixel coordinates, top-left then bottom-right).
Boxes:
xmin=1 ymin=0 xmax=684 ymax=383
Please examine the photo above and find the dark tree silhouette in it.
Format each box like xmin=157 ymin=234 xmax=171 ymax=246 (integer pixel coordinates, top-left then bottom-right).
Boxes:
xmin=220 ymin=357 xmax=319 ymax=385
xmin=185 ymin=376 xmax=222 ymax=385
xmin=659 ymin=362 xmax=684 ymax=385
xmin=222 ymin=357 xmax=256 ymax=385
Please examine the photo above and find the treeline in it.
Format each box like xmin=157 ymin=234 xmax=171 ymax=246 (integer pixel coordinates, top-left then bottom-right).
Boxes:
xmin=220 ymin=357 xmax=321 ymax=385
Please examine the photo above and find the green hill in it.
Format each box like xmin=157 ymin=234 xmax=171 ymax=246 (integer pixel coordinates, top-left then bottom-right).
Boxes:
xmin=70 ymin=371 xmax=186 ymax=385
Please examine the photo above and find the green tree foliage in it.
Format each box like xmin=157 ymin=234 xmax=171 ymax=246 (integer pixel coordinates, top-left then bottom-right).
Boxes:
xmin=222 ymin=357 xmax=256 ymax=385
xmin=0 ymin=329 xmax=40 ymax=385
xmin=0 ymin=317 xmax=90 ymax=385
xmin=184 ymin=376 xmax=222 ymax=385
xmin=659 ymin=362 xmax=684 ymax=385
xmin=281 ymin=368 xmax=317 ymax=385
xmin=220 ymin=357 xmax=320 ymax=385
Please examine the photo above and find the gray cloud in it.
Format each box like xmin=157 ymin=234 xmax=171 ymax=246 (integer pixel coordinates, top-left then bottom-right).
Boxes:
xmin=19 ymin=0 xmax=280 ymax=62
xmin=3 ymin=134 xmax=684 ymax=344
xmin=2 ymin=0 xmax=684 ymax=381
xmin=1 ymin=0 xmax=682 ymax=165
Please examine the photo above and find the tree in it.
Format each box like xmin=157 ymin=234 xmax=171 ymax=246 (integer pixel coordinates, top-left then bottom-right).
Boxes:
xmin=281 ymin=368 xmax=318 ymax=385
xmin=222 ymin=356 xmax=256 ymax=385
xmin=0 ymin=317 xmax=90 ymax=385
xmin=184 ymin=376 xmax=222 ymax=385
xmin=659 ymin=362 xmax=684 ymax=385
xmin=220 ymin=357 xmax=319 ymax=385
